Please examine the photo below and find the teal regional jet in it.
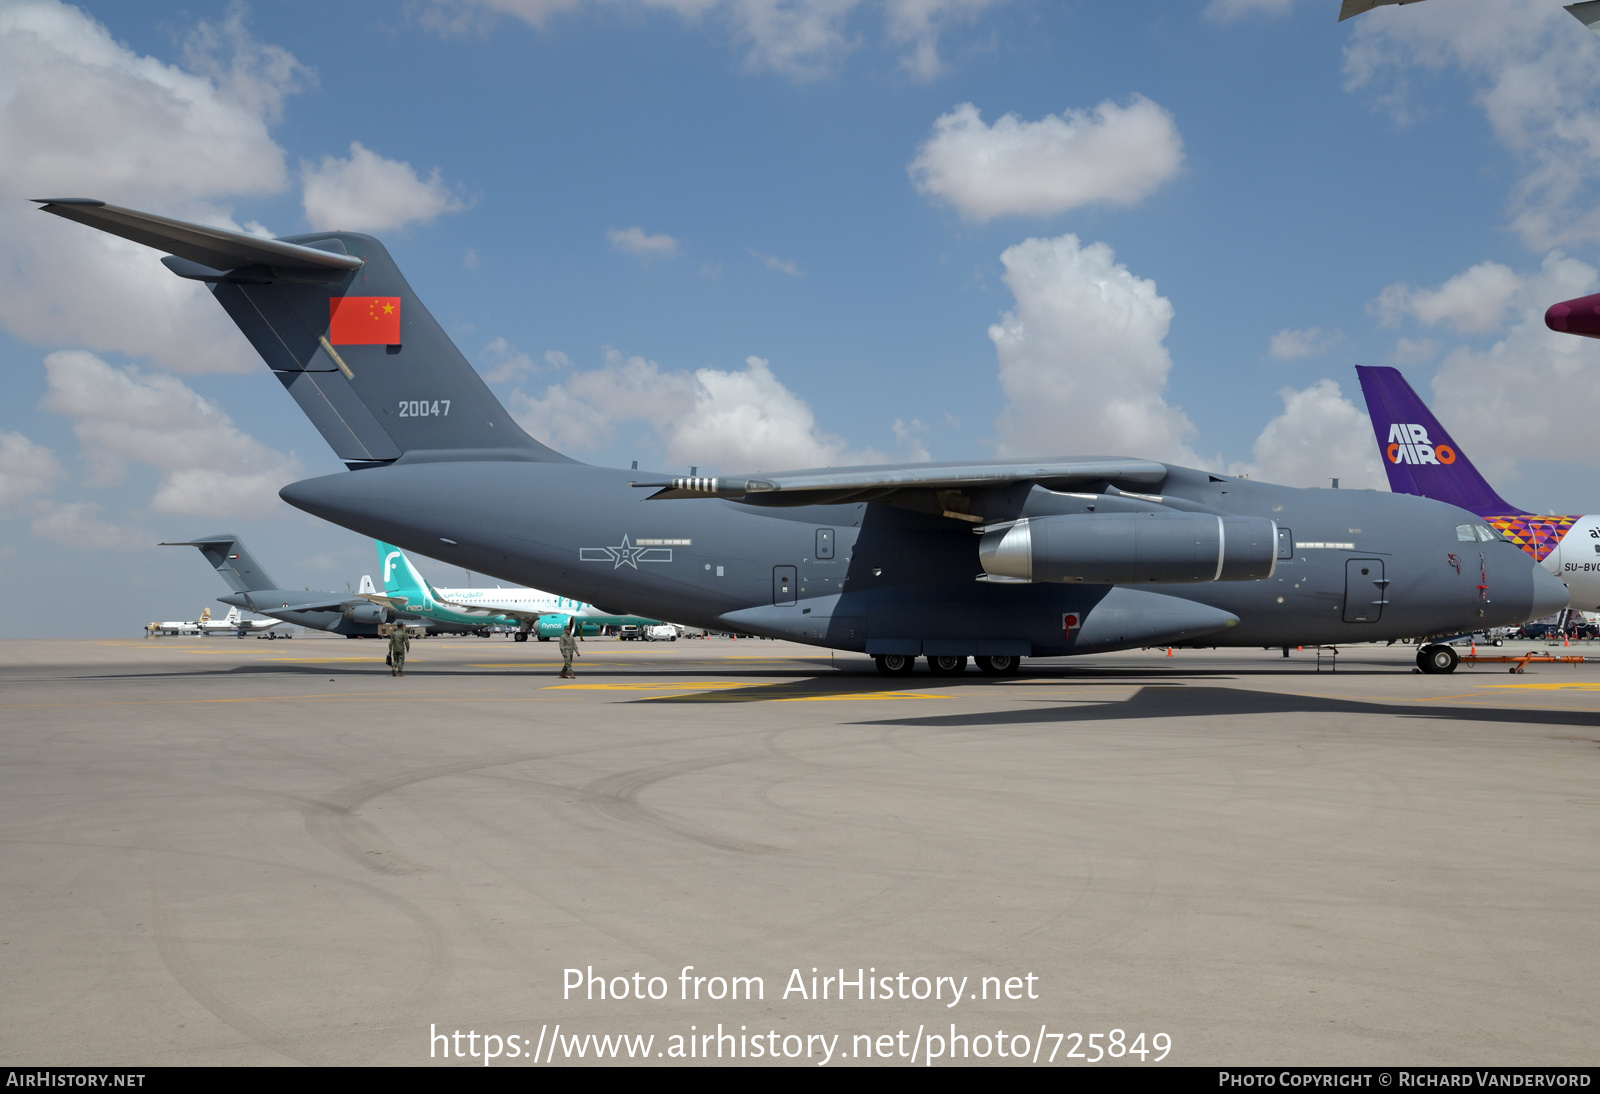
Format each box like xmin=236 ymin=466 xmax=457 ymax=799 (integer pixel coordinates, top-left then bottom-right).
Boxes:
xmin=363 ymin=541 xmax=661 ymax=640
xmin=41 ymin=199 xmax=1568 ymax=676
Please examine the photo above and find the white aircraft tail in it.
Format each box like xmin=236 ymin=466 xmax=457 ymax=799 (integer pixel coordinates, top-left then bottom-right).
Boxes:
xmin=224 ymin=606 xmax=241 ymax=625
xmin=359 ymin=574 xmax=377 ymax=595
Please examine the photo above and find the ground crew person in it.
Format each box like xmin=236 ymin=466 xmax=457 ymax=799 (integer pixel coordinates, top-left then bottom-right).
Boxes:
xmin=388 ymin=623 xmax=411 ymax=677
xmin=558 ymin=622 xmax=579 ymax=678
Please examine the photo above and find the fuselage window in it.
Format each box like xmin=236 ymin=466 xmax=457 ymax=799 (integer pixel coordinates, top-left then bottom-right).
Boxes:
xmin=1475 ymin=526 xmax=1498 ymax=543
xmin=1455 ymin=524 xmax=1477 ymax=543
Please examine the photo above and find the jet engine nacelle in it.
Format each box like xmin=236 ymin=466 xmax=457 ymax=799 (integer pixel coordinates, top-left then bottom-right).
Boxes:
xmin=343 ymin=602 xmax=386 ymax=625
xmin=536 ymin=614 xmax=573 ymax=638
xmin=978 ymin=512 xmax=1278 ymax=584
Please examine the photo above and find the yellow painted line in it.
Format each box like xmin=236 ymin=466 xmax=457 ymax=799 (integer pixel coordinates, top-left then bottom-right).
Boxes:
xmin=776 ymin=692 xmax=948 ymax=702
xmin=544 ymin=682 xmax=748 ymax=691
xmin=1483 ymin=682 xmax=1600 ymax=691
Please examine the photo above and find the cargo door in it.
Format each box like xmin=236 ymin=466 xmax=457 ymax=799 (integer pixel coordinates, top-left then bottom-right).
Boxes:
xmin=1343 ymin=558 xmax=1387 ymax=623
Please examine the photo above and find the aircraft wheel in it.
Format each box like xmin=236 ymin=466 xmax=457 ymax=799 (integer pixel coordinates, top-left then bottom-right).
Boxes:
xmin=975 ymin=654 xmax=1021 ymax=676
xmin=926 ymin=654 xmax=968 ymax=676
xmin=538 ymin=635 xmax=550 ymax=642
xmin=874 ymin=653 xmax=916 ymax=677
xmin=1417 ymin=645 xmax=1460 ymax=675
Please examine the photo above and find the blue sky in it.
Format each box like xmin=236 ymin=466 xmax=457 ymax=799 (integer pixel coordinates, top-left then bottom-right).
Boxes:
xmin=3 ymin=0 xmax=1600 ymax=635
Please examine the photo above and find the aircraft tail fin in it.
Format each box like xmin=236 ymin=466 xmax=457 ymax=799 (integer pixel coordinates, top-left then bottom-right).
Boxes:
xmin=34 ymin=200 xmax=575 ymax=470
xmin=161 ymin=534 xmax=278 ymax=593
xmin=376 ymin=541 xmax=432 ymax=607
xmin=1354 ymin=365 xmax=1523 ymax=517
xmin=359 ymin=575 xmax=377 ymax=596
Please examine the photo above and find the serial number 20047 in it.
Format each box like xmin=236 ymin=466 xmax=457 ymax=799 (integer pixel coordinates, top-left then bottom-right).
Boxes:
xmin=398 ymin=400 xmax=450 ymax=417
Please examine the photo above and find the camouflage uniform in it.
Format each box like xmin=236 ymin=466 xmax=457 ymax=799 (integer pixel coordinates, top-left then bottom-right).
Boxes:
xmin=558 ymin=629 xmax=579 ymax=678
xmin=388 ymin=626 xmax=411 ymax=676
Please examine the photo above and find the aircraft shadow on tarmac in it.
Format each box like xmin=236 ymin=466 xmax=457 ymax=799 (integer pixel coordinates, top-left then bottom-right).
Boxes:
xmin=851 ymin=684 xmax=1600 ymax=731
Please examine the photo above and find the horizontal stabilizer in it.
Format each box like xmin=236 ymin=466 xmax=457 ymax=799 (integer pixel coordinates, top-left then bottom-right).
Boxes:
xmin=33 ymin=200 xmax=363 ymax=273
xmin=1568 ymin=1 xmax=1600 ymax=36
xmin=635 ymin=458 xmax=1167 ymax=505
xmin=1339 ymin=0 xmax=1430 ymax=21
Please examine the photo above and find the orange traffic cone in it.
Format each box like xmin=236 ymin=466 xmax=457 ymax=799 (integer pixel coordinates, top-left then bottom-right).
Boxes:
xmin=1471 ymin=640 xmax=1477 ymax=657
xmin=1166 ymin=647 xmax=1174 ymax=657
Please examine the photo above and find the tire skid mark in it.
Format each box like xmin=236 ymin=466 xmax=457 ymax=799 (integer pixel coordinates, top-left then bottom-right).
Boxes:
xmin=147 ymin=854 xmax=450 ymax=1066
xmin=303 ymin=754 xmax=542 ymax=875
xmin=580 ymin=752 xmax=780 ymax=854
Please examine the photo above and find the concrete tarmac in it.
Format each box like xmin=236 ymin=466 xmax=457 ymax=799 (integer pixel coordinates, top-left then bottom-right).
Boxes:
xmin=1 ymin=634 xmax=1596 ymax=1067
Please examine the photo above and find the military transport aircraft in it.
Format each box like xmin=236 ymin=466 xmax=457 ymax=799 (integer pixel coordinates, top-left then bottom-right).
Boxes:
xmin=162 ymin=534 xmax=402 ymax=637
xmin=1355 ymin=365 xmax=1600 ymax=611
xmin=38 ymin=199 xmax=1568 ymax=676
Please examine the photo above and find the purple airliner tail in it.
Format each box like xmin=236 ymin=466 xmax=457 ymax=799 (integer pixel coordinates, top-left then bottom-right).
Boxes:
xmin=1354 ymin=365 xmax=1524 ymax=517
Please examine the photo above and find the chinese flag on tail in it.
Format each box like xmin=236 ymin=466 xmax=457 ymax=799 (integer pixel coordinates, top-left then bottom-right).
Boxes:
xmin=329 ymin=296 xmax=402 ymax=344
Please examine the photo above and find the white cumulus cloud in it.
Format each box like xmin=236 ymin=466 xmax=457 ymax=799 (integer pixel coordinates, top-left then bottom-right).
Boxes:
xmin=0 ymin=430 xmax=65 ymax=511
xmin=510 ymin=348 xmax=883 ymax=470
xmin=39 ymin=350 xmax=302 ymax=516
xmin=1374 ymin=261 xmax=1521 ymax=333
xmin=29 ymin=500 xmax=130 ymax=550
xmin=0 ymin=0 xmax=302 ymax=373
xmin=884 ymin=0 xmax=1002 ymax=80
xmin=1233 ymin=379 xmax=1386 ymax=490
xmin=988 ymin=233 xmax=1199 ymax=463
xmin=421 ymin=0 xmax=999 ymax=80
xmin=301 ymin=142 xmax=466 ymax=233
xmin=909 ymin=98 xmax=1184 ymax=221
xmin=608 ymin=226 xmax=682 ymax=259
xmin=749 ymin=248 xmax=802 ymax=276
xmin=1344 ymin=0 xmax=1600 ymax=249
xmin=1269 ymin=326 xmax=1343 ymax=361
xmin=1425 ymin=251 xmax=1600 ymax=484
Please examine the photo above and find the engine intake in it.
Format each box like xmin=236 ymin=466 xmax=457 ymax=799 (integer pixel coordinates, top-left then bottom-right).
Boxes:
xmin=343 ymin=602 xmax=385 ymax=625
xmin=978 ymin=512 xmax=1277 ymax=584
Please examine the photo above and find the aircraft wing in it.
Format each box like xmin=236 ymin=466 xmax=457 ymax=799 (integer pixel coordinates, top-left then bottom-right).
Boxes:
xmin=1338 ymin=0 xmax=1430 ymax=19
xmin=356 ymin=592 xmax=410 ymax=611
xmin=436 ymin=597 xmax=540 ymax=624
xmin=241 ymin=594 xmax=354 ymax=614
xmin=634 ymin=458 xmax=1167 ymax=513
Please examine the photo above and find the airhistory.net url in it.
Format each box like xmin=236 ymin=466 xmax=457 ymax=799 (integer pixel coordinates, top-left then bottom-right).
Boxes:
xmin=429 ymin=1023 xmax=1172 ymax=1065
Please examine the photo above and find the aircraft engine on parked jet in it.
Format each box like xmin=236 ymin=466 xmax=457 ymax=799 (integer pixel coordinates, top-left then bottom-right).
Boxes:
xmin=536 ymin=615 xmax=574 ymax=638
xmin=343 ymin=602 xmax=386 ymax=625
xmin=978 ymin=512 xmax=1277 ymax=584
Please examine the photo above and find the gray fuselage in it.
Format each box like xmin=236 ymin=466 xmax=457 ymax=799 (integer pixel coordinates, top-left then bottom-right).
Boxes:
xmin=281 ymin=458 xmax=1564 ymax=658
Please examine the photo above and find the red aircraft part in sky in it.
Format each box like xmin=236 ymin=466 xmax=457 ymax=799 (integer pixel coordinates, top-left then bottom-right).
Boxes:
xmin=1545 ymin=292 xmax=1600 ymax=339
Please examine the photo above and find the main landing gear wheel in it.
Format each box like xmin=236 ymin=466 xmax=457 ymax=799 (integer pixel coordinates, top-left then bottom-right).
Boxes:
xmin=874 ymin=653 xmax=916 ymax=677
xmin=514 ymin=632 xmax=529 ymax=642
xmin=1417 ymin=644 xmax=1460 ymax=675
xmin=927 ymin=654 xmax=968 ymax=676
xmin=975 ymin=654 xmax=1021 ymax=676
